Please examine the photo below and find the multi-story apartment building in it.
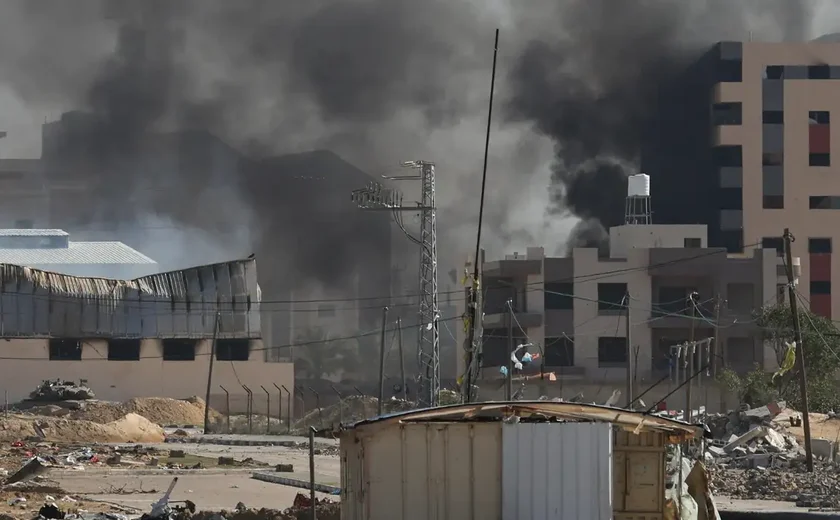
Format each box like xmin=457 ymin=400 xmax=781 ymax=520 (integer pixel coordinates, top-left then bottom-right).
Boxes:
xmin=457 ymin=223 xmax=796 ymax=401
xmin=645 ymin=40 xmax=840 ymax=321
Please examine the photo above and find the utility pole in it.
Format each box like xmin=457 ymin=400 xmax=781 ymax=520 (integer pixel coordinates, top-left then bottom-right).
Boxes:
xmin=203 ymin=312 xmax=221 ymax=434
xmin=397 ymin=317 xmax=407 ymax=400
xmin=625 ymin=292 xmax=633 ymax=407
xmin=686 ymin=292 xmax=698 ymax=423
xmin=506 ymin=299 xmax=514 ymax=401
xmin=352 ymin=161 xmax=440 ymax=407
xmin=378 ymin=307 xmax=389 ymax=416
xmin=783 ymin=228 xmax=814 ymax=471
xmin=464 ymin=28 xmax=500 ymax=404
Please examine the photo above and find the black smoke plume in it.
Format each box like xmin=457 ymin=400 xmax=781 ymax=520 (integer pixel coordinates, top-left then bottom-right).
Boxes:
xmin=506 ymin=0 xmax=813 ymax=251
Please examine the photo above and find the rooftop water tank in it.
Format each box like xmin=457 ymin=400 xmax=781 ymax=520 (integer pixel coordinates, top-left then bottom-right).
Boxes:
xmin=627 ymin=173 xmax=651 ymax=197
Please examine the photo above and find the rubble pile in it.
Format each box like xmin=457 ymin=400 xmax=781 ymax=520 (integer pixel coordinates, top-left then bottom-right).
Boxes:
xmin=710 ymin=464 xmax=840 ymax=508
xmin=703 ymin=401 xmax=806 ymax=469
xmin=27 ymin=381 xmax=94 ymax=403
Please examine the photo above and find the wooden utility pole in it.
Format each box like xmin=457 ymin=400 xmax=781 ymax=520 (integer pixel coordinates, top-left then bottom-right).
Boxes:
xmin=783 ymin=228 xmax=814 ymax=471
xmin=506 ymin=299 xmax=514 ymax=401
xmin=203 ymin=312 xmax=221 ymax=434
xmin=377 ymin=307 xmax=389 ymax=416
xmin=625 ymin=292 xmax=633 ymax=407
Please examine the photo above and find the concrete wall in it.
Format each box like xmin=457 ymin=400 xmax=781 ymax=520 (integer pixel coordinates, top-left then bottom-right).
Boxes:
xmin=0 ymin=338 xmax=293 ymax=416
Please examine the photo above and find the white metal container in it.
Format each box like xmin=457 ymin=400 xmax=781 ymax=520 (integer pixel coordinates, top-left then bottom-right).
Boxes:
xmin=340 ymin=421 xmax=614 ymax=520
xmin=627 ymin=173 xmax=651 ymax=197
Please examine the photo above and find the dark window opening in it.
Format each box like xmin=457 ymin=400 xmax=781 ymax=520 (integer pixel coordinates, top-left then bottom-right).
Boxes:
xmin=544 ymin=282 xmax=574 ymax=310
xmin=810 ymin=153 xmax=831 ymax=167
xmin=765 ymin=66 xmax=784 ymax=79
xmin=718 ymin=60 xmax=743 ymax=82
xmin=544 ymin=337 xmax=574 ymax=367
xmin=108 ymin=339 xmax=141 ymax=361
xmin=811 ymin=281 xmax=832 ymax=295
xmin=49 ymin=339 xmax=82 ymax=361
xmin=162 ymin=339 xmax=197 ymax=361
xmin=762 ymin=110 xmax=784 ymax=124
xmin=809 ymin=238 xmax=833 ymax=254
xmin=763 ymin=195 xmax=784 ymax=209
xmin=721 ymin=230 xmax=744 ymax=253
xmin=809 ymin=65 xmax=831 ymax=80
xmin=684 ymin=238 xmax=701 ymax=248
xmin=597 ymin=337 xmax=628 ymax=367
xmin=810 ymin=196 xmax=832 ymax=209
xmin=216 ymin=339 xmax=251 ymax=361
xmin=713 ymin=102 xmax=742 ymax=125
xmin=597 ymin=283 xmax=627 ymax=312
xmin=656 ymin=287 xmax=696 ymax=315
xmin=762 ymin=237 xmax=784 ymax=256
xmin=714 ymin=145 xmax=743 ymax=167
xmin=809 ymin=111 xmax=831 ymax=125
xmin=762 ymin=152 xmax=784 ymax=166
xmin=480 ymin=330 xmax=522 ymax=367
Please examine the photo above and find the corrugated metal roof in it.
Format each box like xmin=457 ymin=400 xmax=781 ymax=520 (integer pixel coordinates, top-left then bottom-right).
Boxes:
xmin=0 ymin=241 xmax=155 ymax=265
xmin=346 ymin=401 xmax=701 ymax=438
xmin=0 ymin=259 xmax=261 ymax=338
xmin=0 ymin=229 xmax=68 ymax=237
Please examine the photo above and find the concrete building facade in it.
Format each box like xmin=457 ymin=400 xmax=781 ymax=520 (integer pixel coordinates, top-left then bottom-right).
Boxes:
xmin=646 ymin=40 xmax=840 ymax=321
xmin=457 ymin=224 xmax=796 ymax=397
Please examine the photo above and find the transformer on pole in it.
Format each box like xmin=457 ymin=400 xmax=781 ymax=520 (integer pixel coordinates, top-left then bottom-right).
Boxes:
xmin=351 ymin=160 xmax=440 ymax=407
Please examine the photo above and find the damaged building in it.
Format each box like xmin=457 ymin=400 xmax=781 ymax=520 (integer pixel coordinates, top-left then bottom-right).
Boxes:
xmin=0 ymin=258 xmax=293 ymax=413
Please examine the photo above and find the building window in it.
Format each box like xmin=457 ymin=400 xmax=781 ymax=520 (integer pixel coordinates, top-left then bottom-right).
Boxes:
xmin=317 ymin=304 xmax=336 ymax=317
xmin=762 ymin=152 xmax=783 ymax=166
xmin=810 ymin=196 xmax=840 ymax=209
xmin=108 ymin=339 xmax=141 ymax=361
xmin=712 ymin=103 xmax=742 ymax=125
xmin=684 ymin=238 xmax=701 ymax=248
xmin=162 ymin=339 xmax=197 ymax=361
xmin=718 ymin=188 xmax=743 ymax=210
xmin=811 ymin=281 xmax=832 ymax=295
xmin=762 ymin=195 xmax=784 ymax=209
xmin=761 ymin=237 xmax=784 ymax=256
xmin=718 ymin=59 xmax=742 ymax=82
xmin=726 ymin=337 xmax=756 ymax=372
xmin=762 ymin=110 xmax=784 ymax=124
xmin=544 ymin=337 xmax=574 ymax=367
xmin=597 ymin=337 xmax=627 ymax=367
xmin=809 ymin=238 xmax=833 ymax=254
xmin=810 ymin=153 xmax=831 ymax=167
xmin=721 ymin=230 xmax=744 ymax=254
xmin=809 ymin=111 xmax=830 ymax=125
xmin=808 ymin=65 xmax=830 ymax=80
xmin=727 ymin=283 xmax=755 ymax=312
xmin=216 ymin=339 xmax=250 ymax=361
xmin=544 ymin=282 xmax=574 ymax=310
xmin=597 ymin=283 xmax=627 ymax=312
xmin=480 ymin=329 xmax=513 ymax=367
xmin=764 ymin=65 xmax=784 ymax=79
xmin=49 ymin=339 xmax=82 ymax=361
xmin=713 ymin=145 xmax=742 ymax=167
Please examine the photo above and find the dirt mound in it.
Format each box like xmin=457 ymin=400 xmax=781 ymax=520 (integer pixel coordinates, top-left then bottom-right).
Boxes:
xmin=70 ymin=396 xmax=220 ymax=426
xmin=0 ymin=413 xmax=165 ymax=443
xmin=294 ymin=396 xmax=414 ymax=430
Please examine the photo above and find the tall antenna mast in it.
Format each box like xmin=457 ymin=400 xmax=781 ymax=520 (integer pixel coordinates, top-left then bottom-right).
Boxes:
xmin=351 ymin=160 xmax=440 ymax=407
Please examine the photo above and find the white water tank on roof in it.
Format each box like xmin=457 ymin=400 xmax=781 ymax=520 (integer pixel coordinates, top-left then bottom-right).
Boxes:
xmin=627 ymin=174 xmax=651 ymax=197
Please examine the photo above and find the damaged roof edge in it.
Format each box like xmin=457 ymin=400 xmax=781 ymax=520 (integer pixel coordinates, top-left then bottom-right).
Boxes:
xmin=345 ymin=401 xmax=702 ymax=438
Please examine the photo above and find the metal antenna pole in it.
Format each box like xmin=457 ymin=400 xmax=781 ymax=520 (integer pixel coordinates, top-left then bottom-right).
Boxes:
xmin=351 ymin=160 xmax=440 ymax=407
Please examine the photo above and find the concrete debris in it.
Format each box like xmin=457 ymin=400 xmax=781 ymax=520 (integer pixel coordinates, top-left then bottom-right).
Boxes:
xmin=710 ymin=463 xmax=840 ymax=508
xmin=28 ymin=381 xmax=94 ymax=403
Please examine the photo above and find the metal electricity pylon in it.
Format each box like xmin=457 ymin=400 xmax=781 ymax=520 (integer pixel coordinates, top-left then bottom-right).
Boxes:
xmin=351 ymin=160 xmax=440 ymax=407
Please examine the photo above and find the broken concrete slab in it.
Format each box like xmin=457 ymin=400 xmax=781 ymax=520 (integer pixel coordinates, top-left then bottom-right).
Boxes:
xmin=724 ymin=427 xmax=768 ymax=453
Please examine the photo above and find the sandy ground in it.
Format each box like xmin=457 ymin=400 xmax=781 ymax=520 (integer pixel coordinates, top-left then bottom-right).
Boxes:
xmin=775 ymin=410 xmax=840 ymax=444
xmin=53 ymin=472 xmax=336 ymax=512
